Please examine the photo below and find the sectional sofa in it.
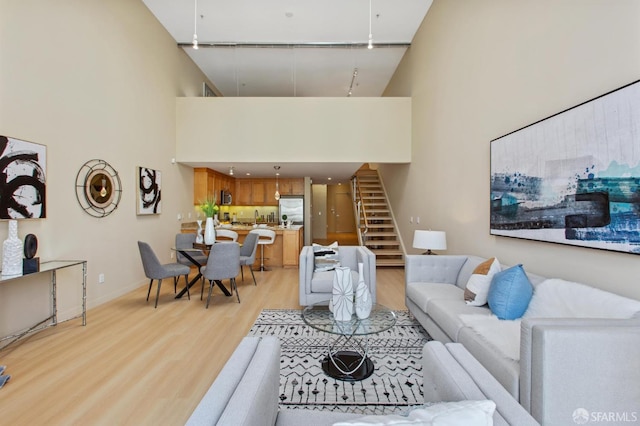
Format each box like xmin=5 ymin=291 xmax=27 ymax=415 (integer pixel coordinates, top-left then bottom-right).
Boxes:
xmin=405 ymin=254 xmax=640 ymax=426
xmin=186 ymin=336 xmax=539 ymax=426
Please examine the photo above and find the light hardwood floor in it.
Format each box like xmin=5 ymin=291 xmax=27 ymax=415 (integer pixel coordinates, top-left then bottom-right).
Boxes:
xmin=0 ymin=265 xmax=406 ymax=425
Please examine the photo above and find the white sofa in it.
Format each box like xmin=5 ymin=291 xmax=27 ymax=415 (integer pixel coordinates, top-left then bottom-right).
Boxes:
xmin=186 ymin=336 xmax=539 ymax=426
xmin=299 ymin=245 xmax=376 ymax=306
xmin=405 ymin=254 xmax=640 ymax=426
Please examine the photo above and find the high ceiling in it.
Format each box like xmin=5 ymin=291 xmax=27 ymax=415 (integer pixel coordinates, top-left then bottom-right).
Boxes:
xmin=142 ymin=0 xmax=432 ymax=97
xmin=142 ymin=0 xmax=432 ymax=182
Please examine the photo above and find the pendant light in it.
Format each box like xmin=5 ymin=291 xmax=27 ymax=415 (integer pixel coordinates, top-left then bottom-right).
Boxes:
xmin=367 ymin=0 xmax=373 ymax=50
xmin=274 ymin=166 xmax=281 ymax=200
xmin=192 ymin=0 xmax=199 ymax=49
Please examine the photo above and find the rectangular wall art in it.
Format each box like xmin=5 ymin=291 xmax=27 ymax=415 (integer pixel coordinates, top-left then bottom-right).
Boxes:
xmin=137 ymin=166 xmax=161 ymax=215
xmin=490 ymin=80 xmax=640 ymax=254
xmin=0 ymin=135 xmax=46 ymax=219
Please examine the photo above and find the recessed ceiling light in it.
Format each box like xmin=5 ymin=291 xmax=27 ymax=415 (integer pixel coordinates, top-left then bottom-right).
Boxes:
xmin=285 ymin=12 xmax=293 ymax=18
xmin=246 ymin=172 xmax=251 ymax=176
xmin=328 ymin=177 xmax=332 ymax=181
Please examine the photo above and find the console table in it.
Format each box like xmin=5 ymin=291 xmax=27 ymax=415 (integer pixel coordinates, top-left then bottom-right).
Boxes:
xmin=0 ymin=260 xmax=87 ymax=348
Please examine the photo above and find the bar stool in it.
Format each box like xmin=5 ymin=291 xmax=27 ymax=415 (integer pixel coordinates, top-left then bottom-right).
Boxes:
xmin=250 ymin=229 xmax=276 ymax=271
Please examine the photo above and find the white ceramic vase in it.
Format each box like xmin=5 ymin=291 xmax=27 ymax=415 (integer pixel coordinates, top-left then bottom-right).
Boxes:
xmin=2 ymin=220 xmax=23 ymax=276
xmin=204 ymin=217 xmax=215 ymax=245
xmin=355 ymin=262 xmax=372 ymax=319
xmin=331 ymin=266 xmax=354 ymax=321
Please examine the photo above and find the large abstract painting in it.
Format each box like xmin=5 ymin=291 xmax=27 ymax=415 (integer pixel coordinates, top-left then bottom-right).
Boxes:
xmin=0 ymin=135 xmax=46 ymax=219
xmin=490 ymin=80 xmax=640 ymax=254
xmin=137 ymin=166 xmax=161 ymax=215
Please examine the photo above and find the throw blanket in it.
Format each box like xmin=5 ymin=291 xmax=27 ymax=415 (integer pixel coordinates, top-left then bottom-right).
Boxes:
xmin=459 ymin=314 xmax=521 ymax=361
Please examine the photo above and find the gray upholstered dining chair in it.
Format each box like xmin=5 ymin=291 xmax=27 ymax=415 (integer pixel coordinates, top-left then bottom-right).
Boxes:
xmin=200 ymin=242 xmax=240 ymax=308
xmin=175 ymin=233 xmax=208 ymax=269
xmin=137 ymin=241 xmax=191 ymax=308
xmin=239 ymin=232 xmax=259 ymax=286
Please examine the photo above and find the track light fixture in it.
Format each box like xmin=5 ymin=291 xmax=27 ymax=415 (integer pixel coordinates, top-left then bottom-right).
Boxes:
xmin=192 ymin=0 xmax=199 ymax=49
xmin=347 ymin=68 xmax=358 ymax=97
xmin=368 ymin=0 xmax=373 ymax=50
xmin=229 ymin=166 xmax=234 ymax=176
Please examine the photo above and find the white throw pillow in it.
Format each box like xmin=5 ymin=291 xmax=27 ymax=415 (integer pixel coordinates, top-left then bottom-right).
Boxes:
xmin=524 ymin=278 xmax=640 ymax=319
xmin=332 ymin=400 xmax=496 ymax=426
xmin=464 ymin=258 xmax=501 ymax=306
xmin=313 ymin=241 xmax=340 ymax=272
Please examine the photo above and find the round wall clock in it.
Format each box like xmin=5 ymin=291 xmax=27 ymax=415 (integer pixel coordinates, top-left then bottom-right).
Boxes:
xmin=75 ymin=159 xmax=122 ymax=218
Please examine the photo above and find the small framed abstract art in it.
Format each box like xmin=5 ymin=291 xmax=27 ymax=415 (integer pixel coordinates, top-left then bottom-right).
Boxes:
xmin=0 ymin=135 xmax=46 ymax=219
xmin=490 ymin=79 xmax=640 ymax=254
xmin=137 ymin=166 xmax=161 ymax=215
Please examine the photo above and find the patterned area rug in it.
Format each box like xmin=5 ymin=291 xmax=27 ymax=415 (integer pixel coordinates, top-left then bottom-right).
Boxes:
xmin=248 ymin=309 xmax=432 ymax=415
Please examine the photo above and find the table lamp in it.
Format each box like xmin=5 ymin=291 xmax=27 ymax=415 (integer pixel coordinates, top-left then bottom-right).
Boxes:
xmin=412 ymin=230 xmax=447 ymax=255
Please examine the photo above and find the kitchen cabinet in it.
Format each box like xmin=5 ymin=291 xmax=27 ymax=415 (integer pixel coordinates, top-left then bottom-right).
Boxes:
xmin=194 ymin=168 xmax=235 ymax=205
xmin=234 ymin=178 xmax=278 ymax=206
xmin=282 ymin=227 xmax=303 ymax=267
xmin=236 ymin=180 xmax=253 ymax=205
xmin=279 ymin=178 xmax=304 ymax=196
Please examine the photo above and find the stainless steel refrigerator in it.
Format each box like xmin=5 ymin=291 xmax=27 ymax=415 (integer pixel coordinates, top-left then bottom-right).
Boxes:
xmin=278 ymin=196 xmax=304 ymax=225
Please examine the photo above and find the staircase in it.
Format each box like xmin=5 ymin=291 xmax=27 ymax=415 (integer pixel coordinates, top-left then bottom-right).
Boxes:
xmin=353 ymin=169 xmax=404 ymax=267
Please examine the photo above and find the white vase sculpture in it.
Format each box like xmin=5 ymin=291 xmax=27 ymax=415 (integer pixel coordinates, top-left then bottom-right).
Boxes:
xmin=330 ymin=266 xmax=354 ymax=321
xmin=196 ymin=220 xmax=203 ymax=244
xmin=204 ymin=217 xmax=215 ymax=245
xmin=2 ymin=220 xmax=23 ymax=276
xmin=355 ymin=262 xmax=372 ymax=319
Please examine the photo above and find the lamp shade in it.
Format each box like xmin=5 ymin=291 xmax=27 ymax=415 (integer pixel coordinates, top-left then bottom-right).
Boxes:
xmin=413 ymin=230 xmax=447 ymax=252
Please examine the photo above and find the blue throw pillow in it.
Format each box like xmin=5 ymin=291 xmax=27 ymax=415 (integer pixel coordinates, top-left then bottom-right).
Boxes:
xmin=487 ymin=264 xmax=533 ymax=320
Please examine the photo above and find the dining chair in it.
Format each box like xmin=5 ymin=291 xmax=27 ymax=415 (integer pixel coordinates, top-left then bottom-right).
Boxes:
xmin=137 ymin=241 xmax=191 ymax=308
xmin=200 ymin=242 xmax=240 ymax=308
xmin=239 ymin=232 xmax=259 ymax=286
xmin=250 ymin=229 xmax=276 ymax=271
xmin=215 ymin=229 xmax=239 ymax=243
xmin=175 ymin=233 xmax=208 ymax=266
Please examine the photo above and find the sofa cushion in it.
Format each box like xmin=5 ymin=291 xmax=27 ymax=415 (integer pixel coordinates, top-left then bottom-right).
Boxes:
xmin=332 ymin=400 xmax=496 ymax=426
xmin=464 ymin=257 xmax=501 ymax=306
xmin=427 ymin=299 xmax=492 ymax=341
xmin=487 ymin=265 xmax=533 ymax=320
xmin=406 ymin=282 xmax=464 ymax=313
xmin=311 ymin=269 xmax=358 ymax=294
xmin=524 ymin=278 xmax=640 ymax=319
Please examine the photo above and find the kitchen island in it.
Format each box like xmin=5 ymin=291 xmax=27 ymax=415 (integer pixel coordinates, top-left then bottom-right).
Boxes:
xmin=181 ymin=223 xmax=303 ymax=268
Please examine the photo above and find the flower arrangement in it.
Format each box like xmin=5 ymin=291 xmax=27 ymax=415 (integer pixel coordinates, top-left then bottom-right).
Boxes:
xmin=199 ymin=196 xmax=219 ymax=218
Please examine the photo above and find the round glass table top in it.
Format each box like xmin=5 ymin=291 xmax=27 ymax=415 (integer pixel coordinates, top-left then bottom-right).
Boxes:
xmin=302 ymin=303 xmax=396 ymax=336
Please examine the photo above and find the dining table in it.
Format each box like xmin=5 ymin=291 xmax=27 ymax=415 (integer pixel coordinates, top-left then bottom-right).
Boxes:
xmin=173 ymin=246 xmax=232 ymax=299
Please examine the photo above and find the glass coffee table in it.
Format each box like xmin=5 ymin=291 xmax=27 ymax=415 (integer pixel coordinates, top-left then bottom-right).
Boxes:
xmin=302 ymin=303 xmax=396 ymax=381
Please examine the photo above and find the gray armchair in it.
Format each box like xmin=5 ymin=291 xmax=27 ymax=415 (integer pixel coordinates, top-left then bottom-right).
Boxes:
xmin=299 ymin=245 xmax=376 ymax=306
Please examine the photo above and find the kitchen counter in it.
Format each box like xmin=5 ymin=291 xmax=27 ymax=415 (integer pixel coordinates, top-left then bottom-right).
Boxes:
xmin=180 ymin=222 xmax=303 ymax=268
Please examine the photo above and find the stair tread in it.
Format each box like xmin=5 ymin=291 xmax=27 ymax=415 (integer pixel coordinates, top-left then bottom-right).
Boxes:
xmin=366 ymin=232 xmax=397 ymax=237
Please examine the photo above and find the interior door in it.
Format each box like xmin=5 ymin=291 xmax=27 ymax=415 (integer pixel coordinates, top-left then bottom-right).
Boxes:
xmin=335 ymin=192 xmax=355 ymax=233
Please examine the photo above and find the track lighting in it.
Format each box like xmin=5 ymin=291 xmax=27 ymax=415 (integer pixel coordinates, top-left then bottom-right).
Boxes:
xmin=229 ymin=167 xmax=234 ymax=176
xmin=192 ymin=0 xmax=199 ymax=49
xmin=368 ymin=0 xmax=373 ymax=50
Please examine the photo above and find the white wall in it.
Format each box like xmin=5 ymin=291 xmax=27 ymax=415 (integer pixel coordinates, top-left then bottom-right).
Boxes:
xmin=381 ymin=0 xmax=640 ymax=300
xmin=176 ymin=97 xmax=411 ymax=164
xmin=0 ymin=0 xmax=210 ymax=335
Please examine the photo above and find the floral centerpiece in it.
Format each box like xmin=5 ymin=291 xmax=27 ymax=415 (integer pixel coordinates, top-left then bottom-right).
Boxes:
xmin=199 ymin=196 xmax=219 ymax=245
xmin=199 ymin=196 xmax=219 ymax=218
